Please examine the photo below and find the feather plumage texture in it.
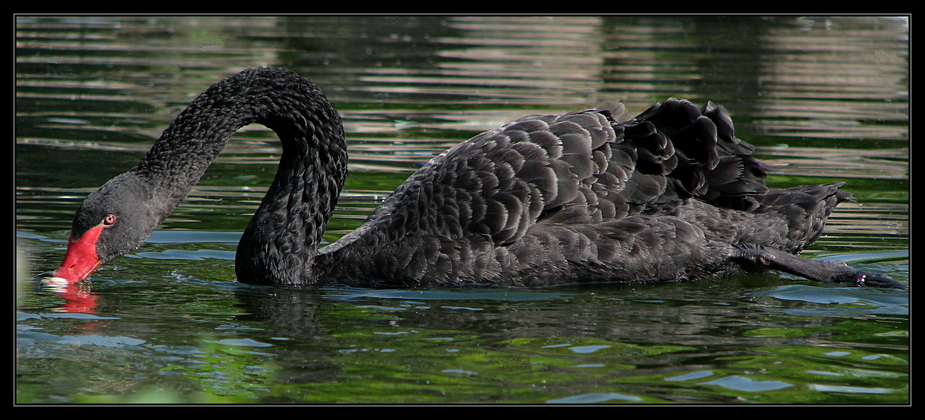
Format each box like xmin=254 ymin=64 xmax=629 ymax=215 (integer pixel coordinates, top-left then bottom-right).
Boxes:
xmin=315 ymin=95 xmax=849 ymax=287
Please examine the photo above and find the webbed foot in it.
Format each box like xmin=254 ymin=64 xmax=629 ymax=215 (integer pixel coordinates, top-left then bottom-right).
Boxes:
xmin=732 ymin=243 xmax=907 ymax=289
xmin=830 ymin=270 xmax=907 ymax=289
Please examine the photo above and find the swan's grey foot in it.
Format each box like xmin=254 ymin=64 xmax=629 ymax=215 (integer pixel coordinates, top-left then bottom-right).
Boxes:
xmin=732 ymin=243 xmax=907 ymax=289
xmin=828 ymin=270 xmax=907 ymax=289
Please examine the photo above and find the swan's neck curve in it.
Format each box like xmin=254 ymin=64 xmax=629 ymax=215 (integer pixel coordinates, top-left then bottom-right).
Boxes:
xmin=132 ymin=68 xmax=348 ymax=284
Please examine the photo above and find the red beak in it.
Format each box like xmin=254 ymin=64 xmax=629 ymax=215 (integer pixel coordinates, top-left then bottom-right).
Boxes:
xmin=51 ymin=224 xmax=105 ymax=284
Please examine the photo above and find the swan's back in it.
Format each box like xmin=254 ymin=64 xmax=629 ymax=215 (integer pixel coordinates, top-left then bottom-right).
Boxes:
xmin=315 ymin=98 xmax=828 ymax=287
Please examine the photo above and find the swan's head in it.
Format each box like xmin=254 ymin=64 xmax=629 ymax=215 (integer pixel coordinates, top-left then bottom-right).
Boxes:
xmin=50 ymin=173 xmax=164 ymax=284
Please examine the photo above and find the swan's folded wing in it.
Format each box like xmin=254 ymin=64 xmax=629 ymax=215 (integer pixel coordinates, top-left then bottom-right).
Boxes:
xmin=358 ymin=98 xmax=768 ymax=251
xmin=425 ymin=108 xmax=632 ymax=246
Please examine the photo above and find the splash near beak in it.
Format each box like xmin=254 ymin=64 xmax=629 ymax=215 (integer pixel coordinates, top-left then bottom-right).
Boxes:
xmin=49 ymin=224 xmax=105 ymax=284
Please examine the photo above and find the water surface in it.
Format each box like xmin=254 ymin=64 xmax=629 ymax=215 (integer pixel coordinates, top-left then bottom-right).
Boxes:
xmin=16 ymin=15 xmax=908 ymax=405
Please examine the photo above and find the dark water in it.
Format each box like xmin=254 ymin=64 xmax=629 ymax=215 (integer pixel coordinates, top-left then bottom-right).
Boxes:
xmin=16 ymin=15 xmax=908 ymax=404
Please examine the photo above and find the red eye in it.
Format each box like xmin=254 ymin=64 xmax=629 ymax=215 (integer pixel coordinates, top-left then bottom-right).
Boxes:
xmin=102 ymin=214 xmax=117 ymax=227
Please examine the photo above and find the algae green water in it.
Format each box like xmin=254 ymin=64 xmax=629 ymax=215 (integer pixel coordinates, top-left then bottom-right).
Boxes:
xmin=16 ymin=15 xmax=907 ymax=404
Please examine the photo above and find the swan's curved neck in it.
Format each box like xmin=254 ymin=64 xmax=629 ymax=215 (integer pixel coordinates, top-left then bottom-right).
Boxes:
xmin=132 ymin=68 xmax=348 ymax=284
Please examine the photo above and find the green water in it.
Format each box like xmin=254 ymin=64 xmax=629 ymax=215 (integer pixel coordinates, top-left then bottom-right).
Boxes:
xmin=16 ymin=15 xmax=908 ymax=405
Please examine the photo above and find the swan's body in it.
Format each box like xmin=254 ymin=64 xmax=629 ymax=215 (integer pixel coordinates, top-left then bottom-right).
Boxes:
xmin=52 ymin=67 xmax=905 ymax=289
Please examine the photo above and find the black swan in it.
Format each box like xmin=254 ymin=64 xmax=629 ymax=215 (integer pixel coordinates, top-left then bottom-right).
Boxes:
xmin=49 ymin=67 xmax=906 ymax=289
